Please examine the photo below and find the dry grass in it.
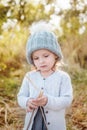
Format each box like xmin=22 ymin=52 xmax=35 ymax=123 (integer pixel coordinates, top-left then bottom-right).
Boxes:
xmin=0 ymin=83 xmax=87 ymax=130
xmin=0 ymin=97 xmax=25 ymax=130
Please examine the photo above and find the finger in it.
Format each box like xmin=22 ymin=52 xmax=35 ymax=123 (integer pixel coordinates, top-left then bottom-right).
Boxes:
xmin=32 ymin=96 xmax=48 ymax=106
xmin=27 ymin=103 xmax=38 ymax=112
xmin=32 ymin=97 xmax=45 ymax=103
xmin=26 ymin=106 xmax=34 ymax=112
xmin=30 ymin=102 xmax=38 ymax=109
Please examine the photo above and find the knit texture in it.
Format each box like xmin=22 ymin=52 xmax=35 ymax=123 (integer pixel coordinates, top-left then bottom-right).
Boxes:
xmin=26 ymin=31 xmax=63 ymax=64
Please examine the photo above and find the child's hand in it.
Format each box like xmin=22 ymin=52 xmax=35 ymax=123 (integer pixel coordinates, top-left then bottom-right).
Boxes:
xmin=26 ymin=98 xmax=38 ymax=112
xmin=26 ymin=91 xmax=48 ymax=112
xmin=32 ymin=95 xmax=48 ymax=107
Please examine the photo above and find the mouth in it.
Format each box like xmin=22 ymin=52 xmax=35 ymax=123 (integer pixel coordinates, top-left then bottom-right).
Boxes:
xmin=40 ymin=65 xmax=47 ymax=68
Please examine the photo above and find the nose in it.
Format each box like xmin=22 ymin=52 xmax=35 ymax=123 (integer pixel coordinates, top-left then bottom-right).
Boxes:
xmin=39 ymin=58 xmax=44 ymax=63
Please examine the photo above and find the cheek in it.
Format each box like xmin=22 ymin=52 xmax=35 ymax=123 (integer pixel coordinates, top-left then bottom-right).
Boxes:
xmin=50 ymin=56 xmax=56 ymax=62
xmin=33 ymin=60 xmax=39 ymax=67
xmin=50 ymin=58 xmax=56 ymax=66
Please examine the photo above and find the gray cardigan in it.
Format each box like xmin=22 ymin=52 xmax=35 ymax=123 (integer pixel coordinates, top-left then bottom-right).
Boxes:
xmin=17 ymin=70 xmax=73 ymax=130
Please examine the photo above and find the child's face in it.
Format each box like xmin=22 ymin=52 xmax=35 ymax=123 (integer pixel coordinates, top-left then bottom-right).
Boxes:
xmin=32 ymin=49 xmax=57 ymax=73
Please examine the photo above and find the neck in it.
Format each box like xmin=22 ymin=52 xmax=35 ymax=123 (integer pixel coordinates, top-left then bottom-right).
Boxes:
xmin=40 ymin=70 xmax=55 ymax=78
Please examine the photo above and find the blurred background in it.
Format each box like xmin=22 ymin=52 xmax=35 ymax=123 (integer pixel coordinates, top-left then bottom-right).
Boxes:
xmin=0 ymin=0 xmax=87 ymax=129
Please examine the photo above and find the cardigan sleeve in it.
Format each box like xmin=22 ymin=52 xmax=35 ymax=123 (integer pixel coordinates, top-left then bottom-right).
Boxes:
xmin=44 ymin=73 xmax=73 ymax=111
xmin=17 ymin=74 xmax=30 ymax=109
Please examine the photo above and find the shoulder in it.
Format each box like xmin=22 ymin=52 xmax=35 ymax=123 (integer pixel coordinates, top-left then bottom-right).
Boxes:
xmin=26 ymin=70 xmax=36 ymax=75
xmin=56 ymin=70 xmax=71 ymax=80
xmin=25 ymin=70 xmax=39 ymax=78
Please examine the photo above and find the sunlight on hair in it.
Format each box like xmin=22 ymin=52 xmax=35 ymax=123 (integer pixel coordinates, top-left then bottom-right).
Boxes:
xmin=55 ymin=60 xmax=68 ymax=70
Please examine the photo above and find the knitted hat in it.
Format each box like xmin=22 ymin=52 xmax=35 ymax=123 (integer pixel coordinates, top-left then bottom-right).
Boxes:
xmin=26 ymin=31 xmax=63 ymax=64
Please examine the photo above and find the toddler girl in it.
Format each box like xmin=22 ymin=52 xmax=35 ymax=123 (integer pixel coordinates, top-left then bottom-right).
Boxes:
xmin=17 ymin=30 xmax=73 ymax=130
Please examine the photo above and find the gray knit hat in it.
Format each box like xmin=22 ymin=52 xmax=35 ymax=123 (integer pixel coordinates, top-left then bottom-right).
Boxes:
xmin=26 ymin=31 xmax=63 ymax=64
